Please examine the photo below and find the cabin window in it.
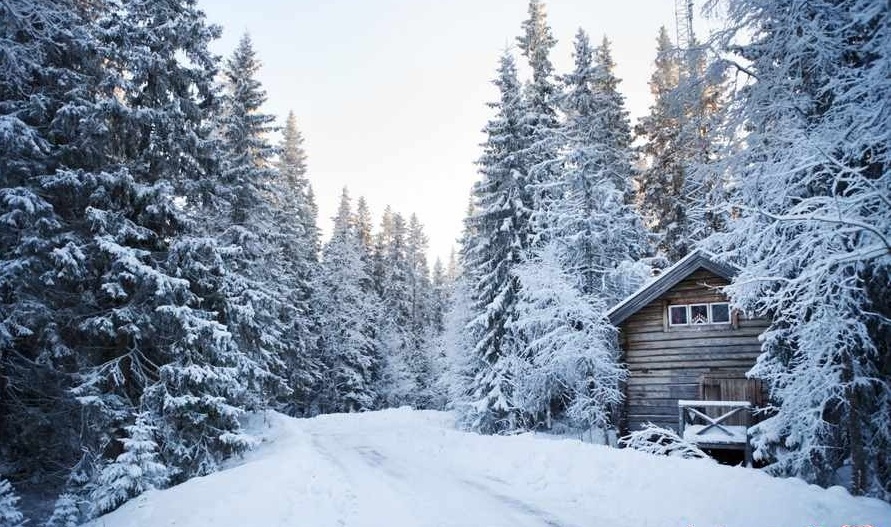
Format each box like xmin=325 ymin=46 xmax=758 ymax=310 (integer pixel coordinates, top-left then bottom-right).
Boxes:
xmin=690 ymin=304 xmax=709 ymax=324
xmin=668 ymin=302 xmax=731 ymax=327
xmin=669 ymin=305 xmax=688 ymax=325
xmin=711 ymin=303 xmax=731 ymax=323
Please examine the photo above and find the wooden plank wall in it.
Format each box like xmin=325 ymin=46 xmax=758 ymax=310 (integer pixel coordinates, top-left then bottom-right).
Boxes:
xmin=619 ymin=269 xmax=771 ymax=434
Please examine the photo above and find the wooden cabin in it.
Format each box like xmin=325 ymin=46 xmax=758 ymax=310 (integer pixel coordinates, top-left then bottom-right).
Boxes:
xmin=607 ymin=250 xmax=771 ymax=445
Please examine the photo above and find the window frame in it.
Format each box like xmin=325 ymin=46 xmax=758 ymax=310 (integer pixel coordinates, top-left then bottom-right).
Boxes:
xmin=710 ymin=302 xmax=731 ymax=324
xmin=667 ymin=301 xmax=732 ymax=328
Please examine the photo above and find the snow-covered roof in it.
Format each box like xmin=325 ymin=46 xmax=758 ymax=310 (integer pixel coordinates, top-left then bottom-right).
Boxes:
xmin=606 ymin=249 xmax=739 ymax=326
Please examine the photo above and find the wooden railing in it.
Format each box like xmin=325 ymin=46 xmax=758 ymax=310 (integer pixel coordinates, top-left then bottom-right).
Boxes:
xmin=678 ymin=400 xmax=752 ymax=466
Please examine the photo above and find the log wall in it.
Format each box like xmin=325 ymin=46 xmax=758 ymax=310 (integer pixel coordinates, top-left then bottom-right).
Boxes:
xmin=619 ymin=269 xmax=770 ymax=434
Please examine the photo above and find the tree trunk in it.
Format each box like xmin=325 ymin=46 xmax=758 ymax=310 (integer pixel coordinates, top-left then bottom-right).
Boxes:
xmin=843 ymin=353 xmax=866 ymax=496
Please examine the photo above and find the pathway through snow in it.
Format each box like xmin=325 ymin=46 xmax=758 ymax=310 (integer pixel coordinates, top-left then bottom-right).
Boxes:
xmin=88 ymin=408 xmax=891 ymax=527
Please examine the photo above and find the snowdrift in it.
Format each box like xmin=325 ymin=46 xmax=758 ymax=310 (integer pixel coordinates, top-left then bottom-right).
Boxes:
xmin=88 ymin=408 xmax=890 ymax=527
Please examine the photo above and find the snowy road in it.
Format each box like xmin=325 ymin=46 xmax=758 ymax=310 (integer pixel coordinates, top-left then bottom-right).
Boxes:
xmin=303 ymin=416 xmax=586 ymax=527
xmin=90 ymin=409 xmax=891 ymax=527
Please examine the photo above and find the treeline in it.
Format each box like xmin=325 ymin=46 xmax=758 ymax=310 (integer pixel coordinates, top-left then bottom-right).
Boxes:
xmin=443 ymin=0 xmax=889 ymax=502
xmin=0 ymin=1 xmax=448 ymax=524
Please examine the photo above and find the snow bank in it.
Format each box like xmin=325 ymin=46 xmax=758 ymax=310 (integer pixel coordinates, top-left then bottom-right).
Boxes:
xmin=88 ymin=408 xmax=891 ymax=527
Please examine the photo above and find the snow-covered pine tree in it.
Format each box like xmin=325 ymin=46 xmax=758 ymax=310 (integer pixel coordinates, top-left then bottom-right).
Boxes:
xmin=375 ymin=209 xmax=416 ymax=407
xmin=509 ymin=246 xmax=625 ymax=434
xmin=90 ymin=414 xmax=169 ymax=515
xmin=209 ymin=33 xmax=291 ymax=410
xmin=634 ymin=26 xmax=725 ymax=262
xmin=634 ymin=28 xmax=680 ymax=255
xmin=407 ymin=215 xmax=433 ymax=341
xmin=1 ymin=0 xmax=257 ymax=510
xmin=0 ymin=0 xmax=99 ymax=498
xmin=457 ymin=52 xmax=534 ymax=433
xmin=314 ymin=189 xmax=381 ymax=413
xmin=276 ymin=110 xmax=319 ymax=280
xmin=708 ymin=0 xmax=891 ymax=500
xmin=82 ymin=0 xmax=271 ymax=493
xmin=516 ymin=0 xmax=563 ymax=236
xmin=403 ymin=214 xmax=437 ymax=408
xmin=0 ymin=478 xmax=24 ymax=527
xmin=272 ymin=110 xmax=322 ymax=416
xmin=45 ymin=494 xmax=81 ymax=527
xmin=437 ymin=273 xmax=479 ymax=413
xmin=355 ymin=197 xmax=375 ymax=261
xmin=550 ymin=29 xmax=652 ymax=304
xmin=430 ymin=257 xmax=449 ymax=335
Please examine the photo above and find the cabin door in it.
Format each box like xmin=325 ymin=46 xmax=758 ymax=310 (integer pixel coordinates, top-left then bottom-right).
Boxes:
xmin=699 ymin=372 xmax=764 ymax=425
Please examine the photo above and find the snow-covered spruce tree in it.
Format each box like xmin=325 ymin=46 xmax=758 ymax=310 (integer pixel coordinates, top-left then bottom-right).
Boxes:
xmin=354 ymin=197 xmax=376 ymax=267
xmin=633 ymin=28 xmax=680 ymax=255
xmin=314 ymin=189 xmax=381 ymax=413
xmin=707 ymin=0 xmax=891 ymax=499
xmin=372 ymin=209 xmax=437 ymax=408
xmin=430 ymin=257 xmax=450 ymax=336
xmin=45 ymin=494 xmax=81 ymax=527
xmin=403 ymin=214 xmax=437 ymax=407
xmin=278 ymin=110 xmax=320 ymax=261
xmin=634 ymin=26 xmax=725 ymax=261
xmin=374 ymin=209 xmax=416 ymax=407
xmin=457 ymin=52 xmax=534 ymax=433
xmin=508 ymin=246 xmax=625 ymax=434
xmin=90 ymin=414 xmax=169 ymax=516
xmin=517 ymin=0 xmax=563 ymax=235
xmin=1 ymin=0 xmax=256 ymax=511
xmin=438 ymin=274 xmax=478 ymax=413
xmin=0 ymin=0 xmax=101 ymax=500
xmin=272 ymin=111 xmax=322 ymax=416
xmin=94 ymin=0 xmax=272 ymax=490
xmin=550 ymin=30 xmax=652 ymax=304
xmin=0 ymin=478 xmax=24 ymax=527
xmin=208 ymin=33 xmax=291 ymax=410
xmin=140 ymin=34 xmax=292 ymax=477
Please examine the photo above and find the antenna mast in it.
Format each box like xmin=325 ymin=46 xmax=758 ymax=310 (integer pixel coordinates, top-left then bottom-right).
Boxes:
xmin=674 ymin=0 xmax=695 ymax=50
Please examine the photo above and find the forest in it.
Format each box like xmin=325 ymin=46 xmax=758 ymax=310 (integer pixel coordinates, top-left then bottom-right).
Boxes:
xmin=0 ymin=0 xmax=888 ymax=524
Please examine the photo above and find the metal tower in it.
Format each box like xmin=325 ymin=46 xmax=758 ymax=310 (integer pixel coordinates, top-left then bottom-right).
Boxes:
xmin=674 ymin=0 xmax=695 ymax=49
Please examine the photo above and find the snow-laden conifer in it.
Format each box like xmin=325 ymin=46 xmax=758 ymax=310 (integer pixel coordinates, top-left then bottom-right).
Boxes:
xmin=314 ymin=190 xmax=381 ymax=413
xmin=45 ymin=493 xmax=81 ymax=527
xmin=517 ymin=0 xmax=563 ymax=234
xmin=707 ymin=0 xmax=891 ymax=499
xmin=271 ymin=111 xmax=323 ymax=416
xmin=90 ymin=414 xmax=170 ymax=515
xmin=458 ymin=52 xmax=534 ymax=432
xmin=509 ymin=246 xmax=626 ymax=433
xmin=0 ymin=478 xmax=24 ymax=527
xmin=550 ymin=30 xmax=652 ymax=304
xmin=635 ymin=27 xmax=725 ymax=261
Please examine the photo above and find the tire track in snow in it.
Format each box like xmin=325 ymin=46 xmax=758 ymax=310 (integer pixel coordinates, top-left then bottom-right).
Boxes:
xmin=459 ymin=478 xmax=581 ymax=527
xmin=307 ymin=426 xmax=581 ymax=527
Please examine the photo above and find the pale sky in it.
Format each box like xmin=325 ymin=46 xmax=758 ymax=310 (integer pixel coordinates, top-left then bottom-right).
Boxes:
xmin=198 ymin=0 xmax=718 ymax=263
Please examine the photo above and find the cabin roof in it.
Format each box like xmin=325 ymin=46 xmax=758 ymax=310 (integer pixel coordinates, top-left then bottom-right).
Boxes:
xmin=606 ymin=249 xmax=739 ymax=326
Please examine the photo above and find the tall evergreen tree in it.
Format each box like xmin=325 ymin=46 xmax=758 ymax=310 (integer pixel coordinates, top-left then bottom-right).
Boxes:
xmin=206 ymin=33 xmax=291 ymax=411
xmin=457 ymin=52 xmax=534 ymax=432
xmin=374 ymin=209 xmax=415 ymax=406
xmin=0 ymin=0 xmax=103 ymax=500
xmin=635 ymin=26 xmax=725 ymax=261
xmin=273 ymin=110 xmax=321 ymax=415
xmin=314 ymin=189 xmax=380 ymax=413
xmin=709 ymin=0 xmax=891 ymax=500
xmin=517 ymin=0 xmax=563 ymax=235
xmin=0 ymin=0 xmax=260 ymax=517
xmin=550 ymin=30 xmax=652 ymax=303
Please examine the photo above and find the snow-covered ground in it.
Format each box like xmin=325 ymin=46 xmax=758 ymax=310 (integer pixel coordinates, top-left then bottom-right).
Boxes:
xmin=88 ymin=408 xmax=891 ymax=527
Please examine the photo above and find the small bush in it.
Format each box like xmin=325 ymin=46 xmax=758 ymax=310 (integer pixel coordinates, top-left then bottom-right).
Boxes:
xmin=618 ymin=423 xmax=711 ymax=460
